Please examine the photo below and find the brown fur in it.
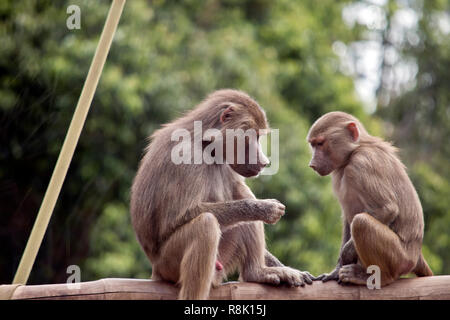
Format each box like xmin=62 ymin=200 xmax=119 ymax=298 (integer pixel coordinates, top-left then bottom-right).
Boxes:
xmin=307 ymin=111 xmax=432 ymax=287
xmin=131 ymin=89 xmax=313 ymax=299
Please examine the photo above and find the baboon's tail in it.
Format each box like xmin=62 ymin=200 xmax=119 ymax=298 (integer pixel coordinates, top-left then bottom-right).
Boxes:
xmin=413 ymin=253 xmax=433 ymax=277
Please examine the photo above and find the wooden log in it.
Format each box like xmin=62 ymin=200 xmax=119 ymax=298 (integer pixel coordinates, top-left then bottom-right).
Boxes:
xmin=2 ymin=276 xmax=450 ymax=300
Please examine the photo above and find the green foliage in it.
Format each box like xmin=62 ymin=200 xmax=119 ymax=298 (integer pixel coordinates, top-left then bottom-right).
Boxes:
xmin=0 ymin=0 xmax=448 ymax=284
xmin=411 ymin=163 xmax=450 ymax=273
xmin=86 ymin=202 xmax=150 ymax=279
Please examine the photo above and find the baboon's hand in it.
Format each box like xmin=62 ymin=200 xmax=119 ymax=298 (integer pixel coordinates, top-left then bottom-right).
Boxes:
xmin=258 ymin=199 xmax=285 ymax=224
xmin=315 ymin=266 xmax=340 ymax=282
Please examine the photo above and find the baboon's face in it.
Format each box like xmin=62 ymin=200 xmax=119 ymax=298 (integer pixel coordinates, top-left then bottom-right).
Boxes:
xmin=228 ymin=134 xmax=269 ymax=177
xmin=219 ymin=104 xmax=270 ymax=178
xmin=307 ymin=136 xmax=335 ymax=176
xmin=307 ymin=112 xmax=361 ymax=176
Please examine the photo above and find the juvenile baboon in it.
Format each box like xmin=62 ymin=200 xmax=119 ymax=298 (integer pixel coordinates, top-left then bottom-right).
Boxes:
xmin=307 ymin=111 xmax=432 ymax=287
xmin=131 ymin=89 xmax=313 ymax=299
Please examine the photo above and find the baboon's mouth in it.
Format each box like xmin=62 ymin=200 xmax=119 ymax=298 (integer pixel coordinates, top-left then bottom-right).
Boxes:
xmin=311 ymin=167 xmax=332 ymax=176
xmin=242 ymin=168 xmax=262 ymax=177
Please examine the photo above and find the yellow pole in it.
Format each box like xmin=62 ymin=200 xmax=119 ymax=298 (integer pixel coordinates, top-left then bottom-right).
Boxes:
xmin=13 ymin=0 xmax=126 ymax=285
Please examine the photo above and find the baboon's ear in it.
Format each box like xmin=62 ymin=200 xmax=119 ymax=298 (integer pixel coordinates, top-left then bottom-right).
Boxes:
xmin=220 ymin=105 xmax=235 ymax=123
xmin=346 ymin=122 xmax=359 ymax=142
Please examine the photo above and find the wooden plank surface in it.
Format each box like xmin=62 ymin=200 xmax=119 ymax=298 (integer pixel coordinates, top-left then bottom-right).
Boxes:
xmin=2 ymin=276 xmax=450 ymax=300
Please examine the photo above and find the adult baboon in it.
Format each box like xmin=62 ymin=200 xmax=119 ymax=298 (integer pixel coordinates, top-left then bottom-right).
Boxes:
xmin=131 ymin=89 xmax=313 ymax=299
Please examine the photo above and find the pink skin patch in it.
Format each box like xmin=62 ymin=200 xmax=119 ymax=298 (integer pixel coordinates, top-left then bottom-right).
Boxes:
xmin=215 ymin=261 xmax=223 ymax=271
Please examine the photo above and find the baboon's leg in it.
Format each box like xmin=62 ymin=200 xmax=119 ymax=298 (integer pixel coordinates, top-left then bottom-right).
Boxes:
xmin=153 ymin=212 xmax=221 ymax=300
xmin=218 ymin=222 xmax=309 ymax=287
xmin=215 ymin=222 xmax=265 ymax=280
xmin=265 ymin=250 xmax=284 ymax=267
xmin=339 ymin=213 xmax=417 ymax=286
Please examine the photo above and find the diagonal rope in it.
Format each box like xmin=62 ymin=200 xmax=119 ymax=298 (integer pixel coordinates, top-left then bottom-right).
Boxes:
xmin=13 ymin=0 xmax=126 ymax=285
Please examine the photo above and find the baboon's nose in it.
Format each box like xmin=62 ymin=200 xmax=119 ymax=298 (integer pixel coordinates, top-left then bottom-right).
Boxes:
xmin=259 ymin=161 xmax=270 ymax=169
